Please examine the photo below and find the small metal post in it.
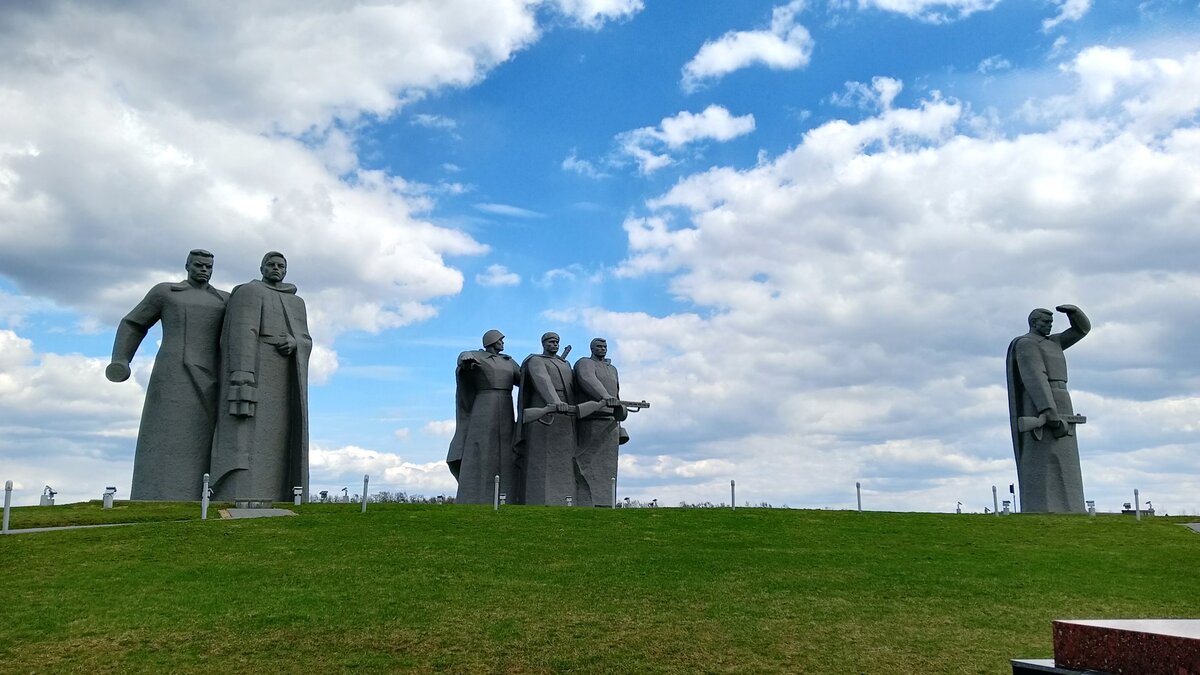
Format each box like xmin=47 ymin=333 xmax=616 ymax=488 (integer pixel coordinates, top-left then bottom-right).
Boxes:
xmin=956 ymin=501 xmax=962 ymax=514
xmin=856 ymin=482 xmax=862 ymax=512
xmin=103 ymin=487 xmax=116 ymax=509
xmin=361 ymin=474 xmax=369 ymax=513
xmin=494 ymin=474 xmax=500 ymax=511
xmin=992 ymin=485 xmax=999 ymax=516
xmin=1134 ymin=489 xmax=1141 ymax=521
xmin=731 ymin=480 xmax=736 ymax=509
xmin=566 ymin=496 xmax=573 ymax=507
xmin=293 ymin=486 xmax=302 ymax=506
xmin=201 ymin=473 xmax=210 ymax=520
xmin=611 ymin=476 xmax=617 ymax=509
xmin=3 ymin=480 xmax=12 ymax=534
xmin=1086 ymin=500 xmax=1095 ymax=516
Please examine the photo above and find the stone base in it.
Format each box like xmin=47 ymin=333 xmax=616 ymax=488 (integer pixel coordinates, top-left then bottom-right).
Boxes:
xmin=233 ymin=498 xmax=276 ymax=509
xmin=1009 ymin=658 xmax=1087 ymax=674
xmin=1052 ymin=619 xmax=1200 ymax=675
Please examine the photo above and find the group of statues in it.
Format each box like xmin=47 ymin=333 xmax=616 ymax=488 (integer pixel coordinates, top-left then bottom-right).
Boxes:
xmin=108 ymin=249 xmax=1091 ymax=515
xmin=448 ymin=331 xmax=647 ymax=506
xmin=108 ymin=250 xmax=311 ymax=503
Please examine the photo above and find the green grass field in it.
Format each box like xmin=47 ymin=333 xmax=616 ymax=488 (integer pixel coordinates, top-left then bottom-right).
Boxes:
xmin=1 ymin=503 xmax=1196 ymax=673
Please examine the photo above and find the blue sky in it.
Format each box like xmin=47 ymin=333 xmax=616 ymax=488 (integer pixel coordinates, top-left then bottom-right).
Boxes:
xmin=2 ymin=0 xmax=1200 ymax=512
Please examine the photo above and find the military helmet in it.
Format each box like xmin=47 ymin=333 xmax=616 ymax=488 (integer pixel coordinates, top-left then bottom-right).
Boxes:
xmin=482 ymin=329 xmax=504 ymax=348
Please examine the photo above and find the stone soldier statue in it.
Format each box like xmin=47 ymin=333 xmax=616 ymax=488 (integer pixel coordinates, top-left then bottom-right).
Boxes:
xmin=447 ymin=329 xmax=521 ymax=504
xmin=210 ymin=251 xmax=312 ymax=504
xmin=107 ymin=249 xmax=229 ymax=500
xmin=573 ymin=337 xmax=623 ymax=507
xmin=1006 ymin=304 xmax=1091 ymax=513
xmin=516 ymin=332 xmax=577 ymax=506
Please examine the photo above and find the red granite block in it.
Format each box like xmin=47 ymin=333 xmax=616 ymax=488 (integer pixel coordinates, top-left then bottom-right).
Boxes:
xmin=1053 ymin=619 xmax=1200 ymax=675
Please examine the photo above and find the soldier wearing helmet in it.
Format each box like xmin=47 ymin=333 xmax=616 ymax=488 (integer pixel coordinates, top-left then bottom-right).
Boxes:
xmin=447 ymin=329 xmax=521 ymax=504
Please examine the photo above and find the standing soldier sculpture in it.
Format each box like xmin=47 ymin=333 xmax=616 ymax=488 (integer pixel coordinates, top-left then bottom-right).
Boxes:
xmin=516 ymin=332 xmax=581 ymax=506
xmin=107 ymin=249 xmax=228 ymax=500
xmin=1006 ymin=304 xmax=1091 ymax=513
xmin=210 ymin=251 xmax=312 ymax=504
xmin=447 ymin=329 xmax=521 ymax=504
xmin=572 ymin=338 xmax=649 ymax=507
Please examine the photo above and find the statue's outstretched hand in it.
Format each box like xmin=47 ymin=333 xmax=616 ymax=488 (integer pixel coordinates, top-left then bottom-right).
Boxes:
xmin=106 ymin=361 xmax=131 ymax=383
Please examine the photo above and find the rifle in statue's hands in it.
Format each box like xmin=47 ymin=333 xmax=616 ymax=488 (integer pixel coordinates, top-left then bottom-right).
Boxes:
xmin=1017 ymin=412 xmax=1086 ymax=440
xmin=523 ymin=399 xmax=606 ymax=424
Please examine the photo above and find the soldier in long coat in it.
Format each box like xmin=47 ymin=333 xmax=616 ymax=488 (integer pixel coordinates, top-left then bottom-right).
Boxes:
xmin=108 ymin=249 xmax=228 ymax=500
xmin=1006 ymin=304 xmax=1090 ymax=513
xmin=447 ymin=329 xmax=521 ymax=504
xmin=211 ymin=252 xmax=311 ymax=503
xmin=516 ymin=332 xmax=577 ymax=506
xmin=573 ymin=338 xmax=622 ymax=507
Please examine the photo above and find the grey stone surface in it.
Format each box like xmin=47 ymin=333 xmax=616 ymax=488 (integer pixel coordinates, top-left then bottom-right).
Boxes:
xmin=210 ymin=252 xmax=312 ymax=503
xmin=447 ymin=330 xmax=521 ymax=504
xmin=221 ymin=507 xmax=297 ymax=519
xmin=573 ymin=338 xmax=621 ymax=507
xmin=516 ymin=332 xmax=577 ymax=506
xmin=1184 ymin=523 xmax=1200 ymax=535
xmin=107 ymin=249 xmax=229 ymax=501
xmin=1006 ymin=305 xmax=1091 ymax=513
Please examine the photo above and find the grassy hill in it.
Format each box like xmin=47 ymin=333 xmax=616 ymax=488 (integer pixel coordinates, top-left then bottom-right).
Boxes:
xmin=1 ymin=503 xmax=1196 ymax=673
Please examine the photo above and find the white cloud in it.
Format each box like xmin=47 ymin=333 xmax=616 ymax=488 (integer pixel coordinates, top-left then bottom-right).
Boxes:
xmin=423 ymin=419 xmax=457 ymax=437
xmin=830 ymin=76 xmax=905 ymax=110
xmin=591 ymin=49 xmax=1200 ymax=512
xmin=309 ymin=444 xmax=456 ymax=495
xmin=562 ymin=150 xmax=609 ymax=178
xmin=857 ymin=0 xmax=1001 ymax=23
xmin=549 ymin=0 xmax=644 ymax=29
xmin=617 ymin=105 xmax=756 ymax=174
xmin=412 ymin=113 xmax=458 ymax=130
xmin=393 ymin=427 xmax=411 ymax=440
xmin=978 ymin=55 xmax=1013 ymax=74
xmin=1043 ymin=0 xmax=1092 ymax=31
xmin=474 ymin=203 xmax=546 ymax=218
xmin=681 ymin=1 xmax=813 ymax=92
xmin=476 ymin=264 xmax=522 ymax=287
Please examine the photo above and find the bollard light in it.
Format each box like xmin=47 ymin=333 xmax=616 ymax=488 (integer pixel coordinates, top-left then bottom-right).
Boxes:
xmin=494 ymin=474 xmax=500 ymax=511
xmin=992 ymin=485 xmax=999 ymax=516
xmin=611 ymin=476 xmax=617 ymax=509
xmin=103 ymin=486 xmax=117 ymax=510
xmin=1134 ymin=488 xmax=1141 ymax=521
xmin=292 ymin=486 xmax=303 ymax=507
xmin=201 ymin=473 xmax=211 ymax=520
xmin=565 ymin=496 xmax=573 ymax=507
xmin=3 ymin=480 xmax=12 ymax=534
xmin=361 ymin=475 xmax=369 ymax=513
xmin=856 ymin=481 xmax=862 ymax=512
xmin=731 ymin=479 xmax=736 ymax=510
xmin=1086 ymin=500 xmax=1096 ymax=516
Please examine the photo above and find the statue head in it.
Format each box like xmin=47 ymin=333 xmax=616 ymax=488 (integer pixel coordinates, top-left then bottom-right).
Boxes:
xmin=260 ymin=251 xmax=287 ymax=286
xmin=185 ymin=249 xmax=214 ymax=285
xmin=1028 ymin=308 xmax=1053 ymax=337
xmin=541 ymin=331 xmax=560 ymax=356
xmin=482 ymin=329 xmax=504 ymax=353
xmin=589 ymin=337 xmax=607 ymax=359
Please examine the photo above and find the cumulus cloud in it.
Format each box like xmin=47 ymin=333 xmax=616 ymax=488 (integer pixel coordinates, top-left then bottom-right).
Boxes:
xmin=857 ymin=0 xmax=1001 ymax=23
xmin=681 ymin=1 xmax=814 ymax=92
xmin=309 ymin=444 xmax=457 ymax=495
xmin=617 ymin=105 xmax=756 ymax=174
xmin=423 ymin=419 xmax=457 ymax=437
xmin=591 ymin=47 xmax=1200 ymax=512
xmin=550 ymin=0 xmax=644 ymax=29
xmin=1043 ymin=0 xmax=1092 ymax=31
xmin=476 ymin=264 xmax=522 ymax=287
